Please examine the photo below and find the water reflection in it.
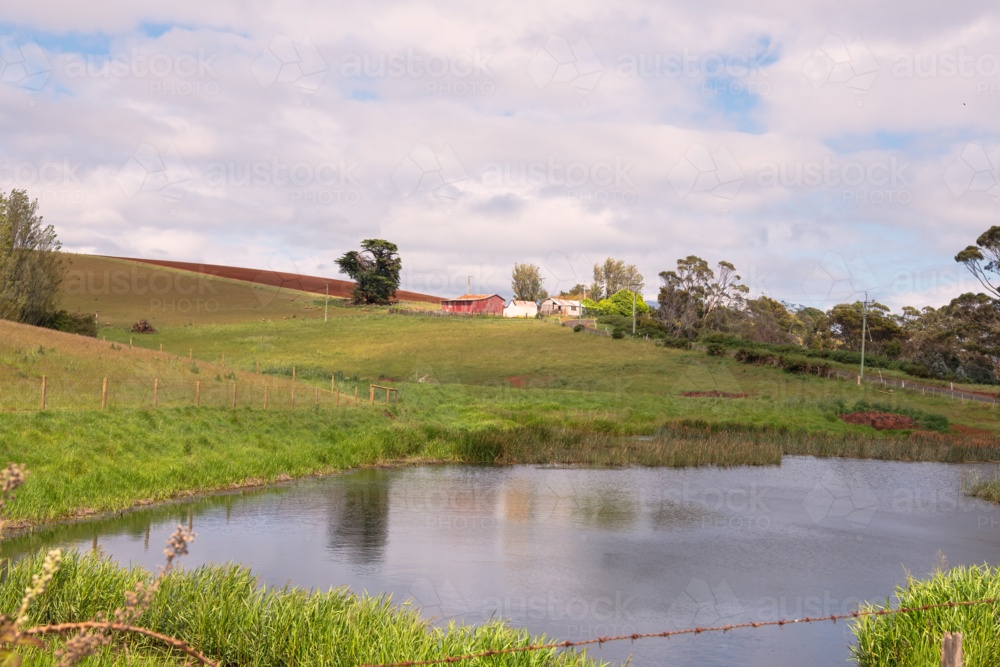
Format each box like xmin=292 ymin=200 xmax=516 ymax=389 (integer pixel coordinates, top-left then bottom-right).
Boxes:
xmin=326 ymin=469 xmax=391 ymax=566
xmin=3 ymin=459 xmax=1000 ymax=667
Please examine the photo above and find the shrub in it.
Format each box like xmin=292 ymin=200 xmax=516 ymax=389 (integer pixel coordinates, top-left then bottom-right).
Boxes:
xmin=611 ymin=329 xmax=625 ymax=339
xmin=706 ymin=343 xmax=726 ymax=357
xmin=573 ymin=324 xmax=584 ymax=332
xmin=42 ymin=310 xmax=97 ymax=337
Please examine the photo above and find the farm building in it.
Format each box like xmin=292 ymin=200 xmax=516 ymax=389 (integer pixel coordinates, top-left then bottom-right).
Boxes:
xmin=540 ymin=298 xmax=581 ymax=317
xmin=504 ymin=300 xmax=538 ymax=318
xmin=441 ymin=294 xmax=505 ymax=316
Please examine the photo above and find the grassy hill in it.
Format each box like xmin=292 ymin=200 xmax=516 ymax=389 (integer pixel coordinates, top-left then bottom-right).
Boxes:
xmin=56 ymin=254 xmax=435 ymax=329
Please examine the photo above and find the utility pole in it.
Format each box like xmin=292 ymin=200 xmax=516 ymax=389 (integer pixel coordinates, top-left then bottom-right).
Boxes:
xmin=467 ymin=275 xmax=472 ymax=295
xmin=627 ymin=282 xmax=636 ymax=335
xmin=860 ymin=292 xmax=868 ymax=380
xmin=324 ymin=282 xmax=329 ymax=322
xmin=632 ymin=288 xmax=637 ymax=335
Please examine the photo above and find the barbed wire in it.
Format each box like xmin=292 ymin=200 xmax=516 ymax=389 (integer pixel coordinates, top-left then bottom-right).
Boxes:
xmin=357 ymin=597 xmax=1000 ymax=667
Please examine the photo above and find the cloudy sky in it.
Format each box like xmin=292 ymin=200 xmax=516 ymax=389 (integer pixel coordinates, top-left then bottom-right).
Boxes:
xmin=1 ymin=0 xmax=999 ymax=308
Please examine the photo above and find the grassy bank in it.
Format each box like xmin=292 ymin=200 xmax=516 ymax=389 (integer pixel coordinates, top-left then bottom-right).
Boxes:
xmin=1 ymin=548 xmax=598 ymax=667
xmin=850 ymin=564 xmax=1000 ymax=666
xmin=2 ymin=394 xmax=999 ymax=527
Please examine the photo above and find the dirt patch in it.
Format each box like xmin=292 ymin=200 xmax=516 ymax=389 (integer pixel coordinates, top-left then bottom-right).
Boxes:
xmin=507 ymin=374 xmax=557 ymax=389
xmin=950 ymin=424 xmax=998 ymax=438
xmin=680 ymin=391 xmax=749 ymax=398
xmin=839 ymin=411 xmax=917 ymax=430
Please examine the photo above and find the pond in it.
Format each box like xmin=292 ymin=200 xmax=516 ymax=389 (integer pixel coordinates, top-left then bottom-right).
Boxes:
xmin=5 ymin=457 xmax=1000 ymax=666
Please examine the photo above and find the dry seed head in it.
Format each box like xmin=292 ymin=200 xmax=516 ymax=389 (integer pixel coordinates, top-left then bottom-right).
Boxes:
xmin=55 ymin=627 xmax=112 ymax=666
xmin=162 ymin=525 xmax=195 ymax=572
xmin=16 ymin=548 xmax=61 ymax=626
xmin=0 ymin=463 xmax=28 ymax=514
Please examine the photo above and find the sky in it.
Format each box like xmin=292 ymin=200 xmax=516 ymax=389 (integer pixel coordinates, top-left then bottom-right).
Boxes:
xmin=1 ymin=0 xmax=999 ymax=308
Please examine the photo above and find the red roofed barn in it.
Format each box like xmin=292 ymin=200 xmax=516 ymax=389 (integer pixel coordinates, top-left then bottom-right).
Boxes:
xmin=441 ymin=294 xmax=505 ymax=316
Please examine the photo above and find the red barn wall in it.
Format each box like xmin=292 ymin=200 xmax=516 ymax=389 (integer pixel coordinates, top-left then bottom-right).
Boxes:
xmin=442 ymin=296 xmax=504 ymax=316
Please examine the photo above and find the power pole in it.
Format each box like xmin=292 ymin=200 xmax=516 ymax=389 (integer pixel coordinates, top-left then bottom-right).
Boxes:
xmin=632 ymin=288 xmax=637 ymax=335
xmin=324 ymin=282 xmax=329 ymax=322
xmin=860 ymin=292 xmax=868 ymax=380
xmin=467 ymin=275 xmax=472 ymax=295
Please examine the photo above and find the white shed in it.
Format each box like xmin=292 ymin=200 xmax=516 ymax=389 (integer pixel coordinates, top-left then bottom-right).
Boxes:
xmin=504 ymin=300 xmax=538 ymax=318
xmin=539 ymin=298 xmax=581 ymax=317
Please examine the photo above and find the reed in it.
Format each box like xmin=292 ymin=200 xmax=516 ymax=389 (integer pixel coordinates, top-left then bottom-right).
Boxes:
xmin=850 ymin=563 xmax=1000 ymax=666
xmin=1 ymin=549 xmax=603 ymax=667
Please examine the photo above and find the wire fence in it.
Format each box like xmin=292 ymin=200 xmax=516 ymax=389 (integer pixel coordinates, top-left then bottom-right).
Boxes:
xmin=357 ymin=597 xmax=999 ymax=666
xmin=0 ymin=375 xmax=376 ymax=412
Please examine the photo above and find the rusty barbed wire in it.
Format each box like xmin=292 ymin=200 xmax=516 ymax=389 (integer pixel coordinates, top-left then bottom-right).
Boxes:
xmin=357 ymin=597 xmax=1000 ymax=667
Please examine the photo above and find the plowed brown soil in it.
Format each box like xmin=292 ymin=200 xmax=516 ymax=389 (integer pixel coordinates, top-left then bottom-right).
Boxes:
xmin=839 ymin=411 xmax=916 ymax=430
xmin=109 ymin=257 xmax=444 ymax=304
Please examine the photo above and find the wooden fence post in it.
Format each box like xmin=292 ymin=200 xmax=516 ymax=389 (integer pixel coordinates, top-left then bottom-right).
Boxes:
xmin=291 ymin=386 xmax=295 ymax=410
xmin=189 ymin=348 xmax=192 ymax=360
xmin=370 ymin=385 xmax=374 ymax=405
xmin=256 ymin=361 xmax=259 ymax=374
xmin=331 ymin=376 xmax=334 ymax=392
xmin=130 ymin=338 xmax=132 ymax=347
xmin=941 ymin=632 xmax=962 ymax=667
xmin=232 ymin=382 xmax=237 ymax=409
xmin=386 ymin=389 xmax=389 ymax=405
xmin=102 ymin=378 xmax=107 ymax=410
xmin=153 ymin=378 xmax=158 ymax=407
xmin=264 ymin=386 xmax=268 ymax=410
xmin=40 ymin=376 xmax=46 ymax=410
xmin=196 ymin=381 xmax=200 ymax=407
xmin=292 ymin=367 xmax=296 ymax=382
xmin=160 ymin=343 xmax=162 ymax=352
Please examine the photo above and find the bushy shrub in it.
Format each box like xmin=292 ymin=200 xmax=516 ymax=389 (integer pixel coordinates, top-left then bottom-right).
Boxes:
xmin=573 ymin=324 xmax=584 ymax=332
xmin=43 ymin=310 xmax=97 ymax=337
xmin=706 ymin=343 xmax=726 ymax=356
xmin=733 ymin=347 xmax=834 ymax=378
xmin=611 ymin=329 xmax=625 ymax=339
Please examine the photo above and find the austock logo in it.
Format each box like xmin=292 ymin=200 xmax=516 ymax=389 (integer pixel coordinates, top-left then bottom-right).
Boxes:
xmin=802 ymin=469 xmax=879 ymax=531
xmin=252 ymin=35 xmax=327 ymax=93
xmin=392 ymin=143 xmax=468 ymax=201
xmin=0 ymin=36 xmax=51 ymax=92
xmin=116 ymin=143 xmax=194 ymax=203
xmin=527 ymin=35 xmax=603 ymax=99
xmin=944 ymin=143 xmax=1000 ymax=203
xmin=802 ymin=35 xmax=879 ymax=105
xmin=800 ymin=252 xmax=878 ymax=307
xmin=668 ymin=143 xmax=744 ymax=201
xmin=666 ymin=578 xmax=744 ymax=628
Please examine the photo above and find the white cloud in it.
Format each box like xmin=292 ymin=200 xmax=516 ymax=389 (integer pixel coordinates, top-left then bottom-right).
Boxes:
xmin=1 ymin=2 xmax=999 ymax=306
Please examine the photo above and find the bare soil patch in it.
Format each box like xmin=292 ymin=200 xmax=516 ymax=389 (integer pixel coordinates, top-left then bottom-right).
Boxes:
xmin=839 ymin=411 xmax=917 ymax=430
xmin=506 ymin=374 xmax=558 ymax=389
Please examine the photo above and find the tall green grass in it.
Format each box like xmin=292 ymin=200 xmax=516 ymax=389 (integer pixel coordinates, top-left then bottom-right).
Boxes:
xmin=2 ymin=549 xmax=601 ymax=667
xmin=850 ymin=564 xmax=1000 ymax=666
